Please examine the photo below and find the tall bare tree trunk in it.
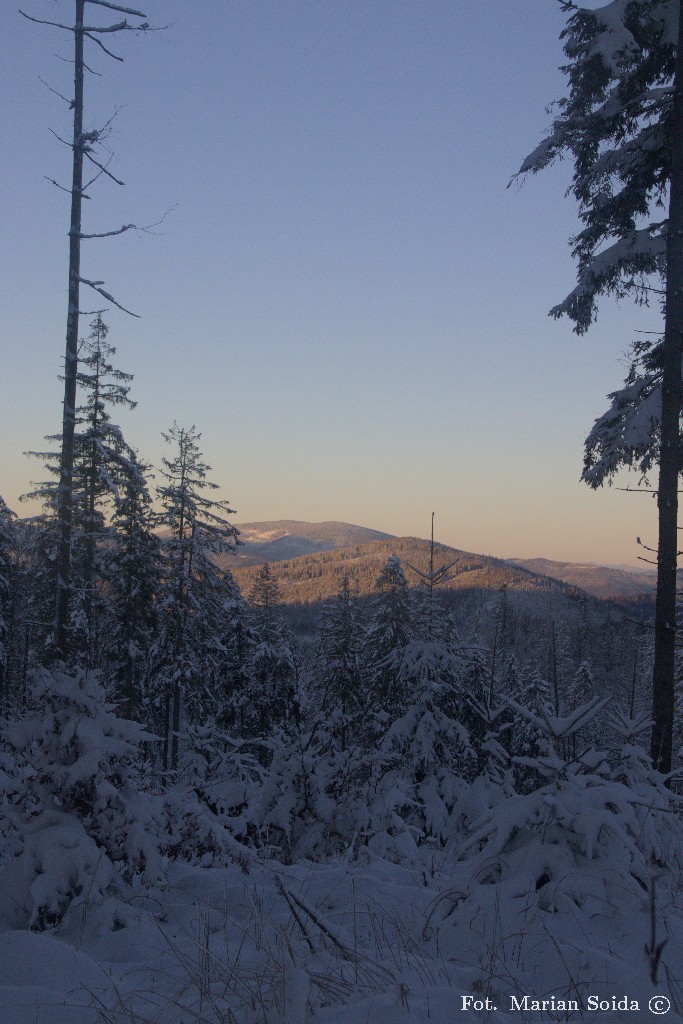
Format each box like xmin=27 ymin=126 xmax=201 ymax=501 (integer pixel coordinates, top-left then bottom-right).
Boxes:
xmin=55 ymin=0 xmax=85 ymax=661
xmin=652 ymin=0 xmax=683 ymax=773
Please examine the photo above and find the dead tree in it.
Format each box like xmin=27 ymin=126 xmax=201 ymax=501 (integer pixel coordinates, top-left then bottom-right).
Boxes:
xmin=405 ymin=513 xmax=458 ymax=642
xmin=20 ymin=1 xmax=151 ymax=660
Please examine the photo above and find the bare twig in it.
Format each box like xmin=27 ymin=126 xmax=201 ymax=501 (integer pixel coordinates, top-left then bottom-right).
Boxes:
xmin=84 ymin=33 xmax=123 ymax=61
xmin=39 ymin=76 xmax=74 ymax=107
xmin=45 ymin=175 xmax=91 ymax=198
xmin=84 ymin=150 xmax=125 ymax=185
xmin=19 ymin=11 xmax=74 ymax=32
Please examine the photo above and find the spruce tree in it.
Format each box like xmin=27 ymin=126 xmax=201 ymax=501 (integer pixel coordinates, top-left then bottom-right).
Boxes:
xmin=567 ymin=660 xmax=599 ymax=757
xmin=240 ymin=563 xmax=297 ymax=741
xmin=518 ymin=0 xmax=683 ymax=771
xmin=104 ymin=452 xmax=161 ymax=719
xmin=510 ymin=661 xmax=554 ymax=791
xmin=0 ymin=498 xmax=17 ymax=706
xmin=25 ymin=316 xmax=137 ymax=668
xmin=154 ymin=423 xmax=239 ymax=770
xmin=316 ymin=574 xmax=364 ymax=748
xmin=214 ymin=570 xmax=256 ymax=733
xmin=364 ymin=556 xmax=415 ymax=715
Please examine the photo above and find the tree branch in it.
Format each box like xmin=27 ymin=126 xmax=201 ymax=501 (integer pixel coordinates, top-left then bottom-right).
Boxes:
xmin=74 ymin=223 xmax=136 ymax=238
xmin=84 ymin=32 xmax=124 ymax=61
xmin=84 ymin=150 xmax=125 ymax=185
xmin=18 ymin=10 xmax=74 ymax=32
xmin=82 ymin=20 xmax=147 ymax=34
xmin=48 ymin=126 xmax=72 ymax=149
xmin=45 ymin=175 xmax=91 ymax=198
xmin=78 ymin=276 xmax=140 ymax=316
xmin=39 ymin=76 xmax=74 ymax=107
xmin=74 ymin=206 xmax=175 ymax=238
xmin=85 ymin=0 xmax=147 ymax=15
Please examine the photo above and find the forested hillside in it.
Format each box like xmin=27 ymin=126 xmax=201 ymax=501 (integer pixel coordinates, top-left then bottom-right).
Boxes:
xmin=230 ymin=535 xmax=590 ymax=605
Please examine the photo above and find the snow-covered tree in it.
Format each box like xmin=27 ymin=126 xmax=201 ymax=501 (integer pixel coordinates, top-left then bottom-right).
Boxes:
xmin=71 ymin=315 xmax=137 ymax=663
xmin=517 ymin=0 xmax=683 ymax=771
xmin=510 ymin=661 xmax=554 ymax=791
xmin=367 ymin=641 xmax=471 ymax=853
xmin=25 ymin=315 xmax=137 ymax=668
xmin=316 ymin=574 xmax=365 ymax=749
xmin=0 ymin=667 xmax=161 ymax=930
xmin=364 ymin=556 xmax=415 ymax=715
xmin=0 ymin=498 xmax=17 ymax=704
xmin=104 ymin=452 xmax=161 ymax=718
xmin=213 ymin=570 xmax=256 ymax=732
xmin=566 ymin=659 xmax=600 ymax=757
xmin=239 ymin=564 xmax=297 ymax=744
xmin=154 ymin=423 xmax=240 ymax=770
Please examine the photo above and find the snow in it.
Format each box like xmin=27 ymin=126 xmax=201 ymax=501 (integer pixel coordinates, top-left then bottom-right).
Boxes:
xmin=550 ymin=222 xmax=667 ymax=321
xmin=0 ymin=930 xmax=117 ymax=1024
xmin=0 ymin=848 xmax=681 ymax=1024
xmin=589 ymin=0 xmax=640 ymax=74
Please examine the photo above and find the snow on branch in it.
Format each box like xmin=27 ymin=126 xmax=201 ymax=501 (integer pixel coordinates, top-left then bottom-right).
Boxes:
xmin=506 ymin=695 xmax=611 ymax=741
xmin=78 ymin=276 xmax=140 ymax=317
xmin=85 ymin=1 xmax=147 ymax=15
xmin=551 ymin=222 xmax=667 ymax=330
xmin=18 ymin=11 xmax=149 ymax=34
xmin=74 ymin=223 xmax=136 ymax=239
xmin=74 ymin=206 xmax=176 ymax=240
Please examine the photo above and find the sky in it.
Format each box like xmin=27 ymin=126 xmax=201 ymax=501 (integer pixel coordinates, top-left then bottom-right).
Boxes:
xmin=0 ymin=0 xmax=664 ymax=567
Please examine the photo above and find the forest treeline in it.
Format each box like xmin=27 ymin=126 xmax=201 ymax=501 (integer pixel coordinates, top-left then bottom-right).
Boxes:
xmin=0 ymin=317 xmax=676 ymax=931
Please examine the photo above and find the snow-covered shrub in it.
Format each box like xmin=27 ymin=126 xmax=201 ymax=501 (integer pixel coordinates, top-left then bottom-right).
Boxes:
xmin=427 ymin=699 xmax=683 ymax=1001
xmin=365 ymin=642 xmax=472 ymax=858
xmin=160 ymin=719 xmax=261 ymax=869
xmin=0 ymin=667 xmax=161 ymax=929
xmin=255 ymin=710 xmax=372 ymax=863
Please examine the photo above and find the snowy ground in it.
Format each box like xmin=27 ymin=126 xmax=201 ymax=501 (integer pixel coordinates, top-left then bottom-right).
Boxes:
xmin=2 ymin=848 xmax=682 ymax=1024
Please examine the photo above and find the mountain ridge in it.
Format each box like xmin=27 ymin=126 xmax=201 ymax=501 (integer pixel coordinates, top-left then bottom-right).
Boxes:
xmin=232 ymin=519 xmax=393 ymax=566
xmin=227 ymin=535 xmax=587 ymax=608
xmin=225 ymin=520 xmax=656 ymax=603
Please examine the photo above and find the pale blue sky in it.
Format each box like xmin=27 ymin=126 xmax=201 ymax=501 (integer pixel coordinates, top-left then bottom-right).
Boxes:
xmin=1 ymin=1 xmax=661 ymax=565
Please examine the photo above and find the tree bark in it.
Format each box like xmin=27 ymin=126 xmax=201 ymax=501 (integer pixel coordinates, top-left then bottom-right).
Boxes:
xmin=651 ymin=0 xmax=683 ymax=773
xmin=55 ymin=0 xmax=85 ymax=661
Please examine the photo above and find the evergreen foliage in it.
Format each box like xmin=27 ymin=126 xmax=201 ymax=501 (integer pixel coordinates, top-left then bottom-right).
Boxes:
xmin=24 ymin=316 xmax=138 ymax=667
xmin=316 ymin=574 xmax=364 ymax=748
xmin=154 ymin=423 xmax=240 ymax=770
xmin=104 ymin=452 xmax=161 ymax=717
xmin=0 ymin=668 xmax=160 ymax=930
xmin=518 ymin=0 xmax=676 ymax=333
xmin=0 ymin=498 xmax=16 ymax=704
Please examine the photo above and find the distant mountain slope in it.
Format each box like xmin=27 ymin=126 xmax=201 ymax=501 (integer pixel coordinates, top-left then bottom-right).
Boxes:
xmin=229 ymin=536 xmax=579 ymax=606
xmin=231 ymin=520 xmax=393 ymax=567
xmin=508 ymin=557 xmax=656 ymax=600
